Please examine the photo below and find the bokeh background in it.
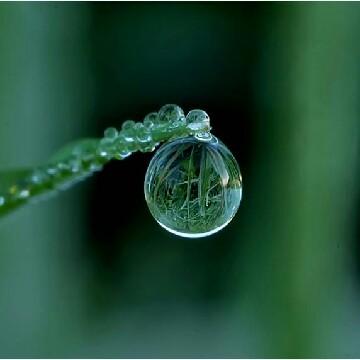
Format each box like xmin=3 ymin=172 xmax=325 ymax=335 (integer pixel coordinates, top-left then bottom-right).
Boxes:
xmin=0 ymin=2 xmax=359 ymax=357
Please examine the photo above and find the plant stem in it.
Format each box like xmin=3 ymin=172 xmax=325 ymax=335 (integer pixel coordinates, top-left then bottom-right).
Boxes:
xmin=0 ymin=105 xmax=211 ymax=219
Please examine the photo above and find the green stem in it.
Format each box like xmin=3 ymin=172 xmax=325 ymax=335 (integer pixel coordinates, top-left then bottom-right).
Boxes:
xmin=0 ymin=105 xmax=210 ymax=219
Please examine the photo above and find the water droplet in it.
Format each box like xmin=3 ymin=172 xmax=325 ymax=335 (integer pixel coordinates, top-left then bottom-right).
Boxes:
xmin=195 ymin=131 xmax=213 ymax=142
xmin=186 ymin=109 xmax=210 ymax=132
xmin=57 ymin=162 xmax=70 ymax=171
xmin=18 ymin=189 xmax=30 ymax=199
xmin=89 ymin=162 xmax=103 ymax=172
xmin=98 ymin=138 xmax=115 ymax=159
xmin=140 ymin=144 xmax=156 ymax=153
xmin=47 ymin=167 xmax=58 ymax=176
xmin=29 ymin=170 xmax=46 ymax=184
xmin=96 ymin=148 xmax=109 ymax=158
xmin=104 ymin=127 xmax=118 ymax=140
xmin=120 ymin=125 xmax=135 ymax=142
xmin=8 ymin=185 xmax=30 ymax=200
xmin=158 ymin=104 xmax=185 ymax=125
xmin=134 ymin=123 xmax=152 ymax=143
xmin=113 ymin=136 xmax=132 ymax=159
xmin=143 ymin=112 xmax=158 ymax=128
xmin=0 ymin=196 xmax=5 ymax=206
xmin=114 ymin=135 xmax=136 ymax=153
xmin=69 ymin=159 xmax=81 ymax=173
xmin=144 ymin=136 xmax=242 ymax=238
xmin=122 ymin=120 xmax=135 ymax=131
xmin=114 ymin=149 xmax=131 ymax=160
xmin=121 ymin=121 xmax=136 ymax=142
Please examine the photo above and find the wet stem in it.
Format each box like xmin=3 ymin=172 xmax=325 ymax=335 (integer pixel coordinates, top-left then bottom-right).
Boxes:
xmin=0 ymin=105 xmax=211 ymax=219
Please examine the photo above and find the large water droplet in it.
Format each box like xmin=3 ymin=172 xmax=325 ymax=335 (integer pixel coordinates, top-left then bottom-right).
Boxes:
xmin=144 ymin=136 xmax=242 ymax=238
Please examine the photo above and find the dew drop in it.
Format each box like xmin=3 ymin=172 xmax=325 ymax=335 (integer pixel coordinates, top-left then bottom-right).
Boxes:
xmin=18 ymin=189 xmax=30 ymax=199
xmin=134 ymin=123 xmax=152 ymax=143
xmin=115 ymin=135 xmax=136 ymax=153
xmin=113 ymin=137 xmax=132 ymax=159
xmin=143 ymin=112 xmax=158 ymax=128
xmin=122 ymin=120 xmax=135 ymax=131
xmin=29 ymin=170 xmax=45 ymax=184
xmin=114 ymin=149 xmax=131 ymax=160
xmin=186 ymin=109 xmax=210 ymax=132
xmin=104 ymin=127 xmax=118 ymax=140
xmin=195 ymin=131 xmax=213 ymax=142
xmin=69 ymin=159 xmax=81 ymax=173
xmin=121 ymin=120 xmax=136 ymax=143
xmin=97 ymin=148 xmax=109 ymax=158
xmin=140 ymin=140 xmax=158 ymax=153
xmin=144 ymin=135 xmax=242 ymax=238
xmin=158 ymin=104 xmax=185 ymax=125
xmin=57 ymin=162 xmax=70 ymax=171
xmin=47 ymin=167 xmax=58 ymax=176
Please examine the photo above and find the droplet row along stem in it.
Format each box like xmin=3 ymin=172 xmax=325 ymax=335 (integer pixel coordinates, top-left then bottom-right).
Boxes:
xmin=0 ymin=105 xmax=212 ymax=217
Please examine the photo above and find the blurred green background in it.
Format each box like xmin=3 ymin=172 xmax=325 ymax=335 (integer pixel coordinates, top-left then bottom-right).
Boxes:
xmin=0 ymin=2 xmax=359 ymax=357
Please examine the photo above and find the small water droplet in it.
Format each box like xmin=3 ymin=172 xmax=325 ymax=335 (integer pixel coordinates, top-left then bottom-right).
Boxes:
xmin=47 ymin=167 xmax=58 ymax=176
xmin=18 ymin=189 xmax=30 ymax=199
xmin=104 ymin=127 xmax=118 ymax=140
xmin=158 ymin=104 xmax=185 ymax=125
xmin=69 ymin=159 xmax=81 ymax=173
xmin=124 ymin=134 xmax=135 ymax=143
xmin=96 ymin=148 xmax=108 ymax=158
xmin=186 ymin=109 xmax=210 ymax=132
xmin=114 ymin=149 xmax=131 ymax=159
xmin=121 ymin=121 xmax=136 ymax=143
xmin=29 ymin=170 xmax=45 ymax=184
xmin=134 ymin=123 xmax=152 ymax=143
xmin=195 ymin=132 xmax=213 ymax=142
xmin=122 ymin=120 xmax=135 ymax=131
xmin=115 ymin=136 xmax=136 ymax=153
xmin=143 ymin=112 xmax=158 ymax=128
xmin=140 ymin=143 xmax=156 ymax=153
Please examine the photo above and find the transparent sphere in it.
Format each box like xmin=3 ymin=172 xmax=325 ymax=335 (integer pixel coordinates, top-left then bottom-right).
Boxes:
xmin=144 ymin=135 xmax=242 ymax=238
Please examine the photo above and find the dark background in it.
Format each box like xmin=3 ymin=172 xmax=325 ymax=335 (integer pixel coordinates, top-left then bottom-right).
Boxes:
xmin=0 ymin=2 xmax=359 ymax=357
